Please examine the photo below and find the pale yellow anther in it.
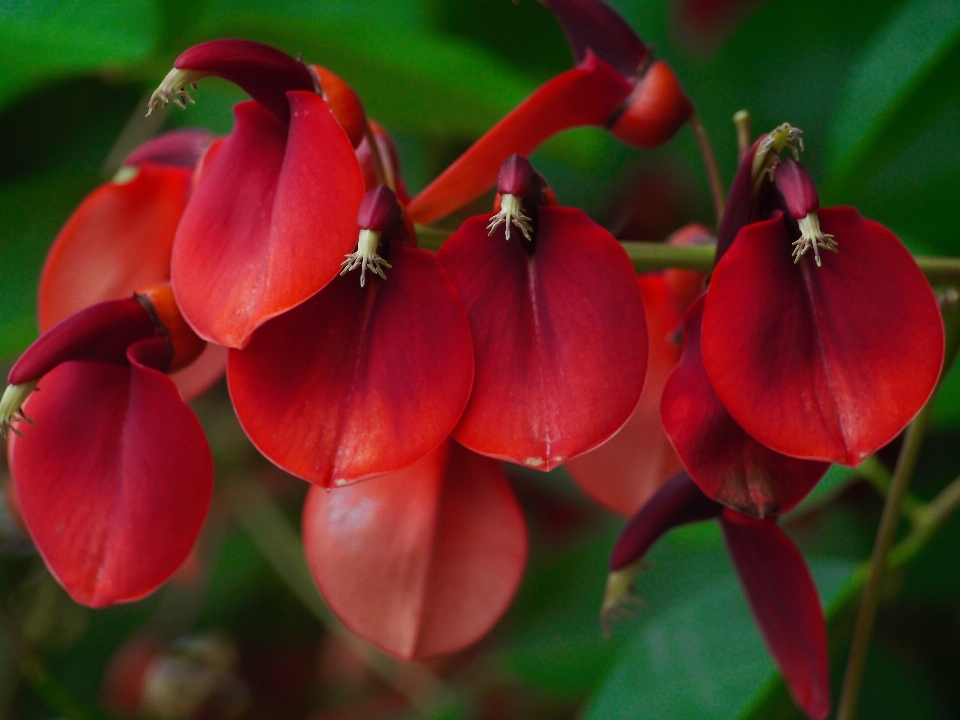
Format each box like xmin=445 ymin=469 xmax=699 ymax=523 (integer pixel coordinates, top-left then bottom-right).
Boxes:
xmin=487 ymin=194 xmax=532 ymax=242
xmin=0 ymin=381 xmax=38 ymax=438
xmin=340 ymin=229 xmax=392 ymax=287
xmin=147 ymin=68 xmax=208 ymax=116
xmin=792 ymin=212 xmax=838 ymax=267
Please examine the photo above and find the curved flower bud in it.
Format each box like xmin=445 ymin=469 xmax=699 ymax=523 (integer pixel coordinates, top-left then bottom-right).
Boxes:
xmin=609 ymin=60 xmax=693 ymax=149
xmin=661 ymin=296 xmax=828 ymax=516
xmin=303 ymin=441 xmax=527 ymax=660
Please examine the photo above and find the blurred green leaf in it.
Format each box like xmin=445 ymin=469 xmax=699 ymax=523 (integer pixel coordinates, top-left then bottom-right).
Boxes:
xmin=585 ymin=558 xmax=853 ymax=720
xmin=0 ymin=0 xmax=160 ymax=110
xmin=827 ymin=0 xmax=960 ymax=193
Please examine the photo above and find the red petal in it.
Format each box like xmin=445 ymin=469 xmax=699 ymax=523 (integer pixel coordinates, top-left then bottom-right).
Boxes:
xmin=406 ymin=56 xmax=632 ymax=224
xmin=566 ymin=274 xmax=682 ymax=515
xmin=661 ymin=296 xmax=828 ymax=516
xmin=228 ymin=245 xmax=473 ymax=487
xmin=123 ymin=129 xmax=214 ymax=168
xmin=302 ymin=441 xmax=527 ymax=660
xmin=702 ymin=208 xmax=944 ymax=466
xmin=172 ymin=92 xmax=365 ymax=348
xmin=8 ymin=350 xmax=213 ymax=607
xmin=721 ymin=510 xmax=830 ymax=720
xmin=38 ymin=164 xmax=191 ymax=331
xmin=543 ymin=0 xmax=649 ymax=78
xmin=438 ymin=207 xmax=647 ymax=470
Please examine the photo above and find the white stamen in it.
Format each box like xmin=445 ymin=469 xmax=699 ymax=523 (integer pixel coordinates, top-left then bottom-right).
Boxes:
xmin=0 ymin=381 xmax=38 ymax=438
xmin=340 ymin=229 xmax=392 ymax=287
xmin=792 ymin=212 xmax=838 ymax=267
xmin=487 ymin=194 xmax=532 ymax=242
xmin=147 ymin=68 xmax=207 ymax=116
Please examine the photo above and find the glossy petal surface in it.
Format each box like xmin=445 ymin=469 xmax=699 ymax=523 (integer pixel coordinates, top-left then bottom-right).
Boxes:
xmin=721 ymin=510 xmax=830 ymax=720
xmin=438 ymin=207 xmax=647 ymax=470
xmin=566 ymin=274 xmax=682 ymax=515
xmin=229 ymin=245 xmax=473 ymax=487
xmin=303 ymin=441 xmax=527 ymax=660
xmin=8 ymin=346 xmax=213 ymax=607
xmin=661 ymin=296 xmax=827 ymax=516
xmin=702 ymin=208 xmax=944 ymax=466
xmin=407 ymin=56 xmax=631 ymax=224
xmin=172 ymin=92 xmax=364 ymax=348
xmin=38 ymin=164 xmax=191 ymax=330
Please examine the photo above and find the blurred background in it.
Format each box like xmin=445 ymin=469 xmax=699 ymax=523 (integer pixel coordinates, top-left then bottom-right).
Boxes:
xmin=2 ymin=0 xmax=960 ymax=718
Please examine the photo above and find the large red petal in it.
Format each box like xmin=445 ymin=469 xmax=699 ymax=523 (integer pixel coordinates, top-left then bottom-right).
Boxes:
xmin=721 ymin=510 xmax=830 ymax=720
xmin=661 ymin=296 xmax=828 ymax=516
xmin=172 ymin=92 xmax=365 ymax=348
xmin=438 ymin=207 xmax=647 ymax=470
xmin=8 ymin=352 xmax=213 ymax=607
xmin=406 ymin=56 xmax=632 ymax=225
xmin=702 ymin=208 xmax=944 ymax=466
xmin=228 ymin=245 xmax=473 ymax=487
xmin=38 ymin=164 xmax=191 ymax=330
xmin=565 ymin=274 xmax=682 ymax=515
xmin=302 ymin=441 xmax=527 ymax=660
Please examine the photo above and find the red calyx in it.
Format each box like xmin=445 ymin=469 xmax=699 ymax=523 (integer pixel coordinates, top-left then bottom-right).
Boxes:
xmin=774 ymin=158 xmax=820 ymax=219
xmin=609 ymin=60 xmax=694 ymax=149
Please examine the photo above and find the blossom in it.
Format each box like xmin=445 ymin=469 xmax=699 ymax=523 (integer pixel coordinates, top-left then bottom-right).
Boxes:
xmin=436 ymin=155 xmax=648 ymax=469
xmin=407 ymin=0 xmax=693 ymax=224
xmin=700 ymin=125 xmax=944 ymax=466
xmin=149 ymin=40 xmax=367 ymax=348
xmin=302 ymin=440 xmax=527 ymax=660
xmin=604 ymin=471 xmax=830 ymax=720
xmin=2 ymin=285 xmax=212 ymax=607
xmin=228 ymin=186 xmax=474 ymax=488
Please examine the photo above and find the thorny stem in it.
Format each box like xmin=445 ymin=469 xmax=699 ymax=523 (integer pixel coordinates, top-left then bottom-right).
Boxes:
xmin=225 ymin=479 xmax=458 ymax=716
xmin=690 ymin=113 xmax=725 ymax=226
xmin=836 ymin=289 xmax=960 ymax=720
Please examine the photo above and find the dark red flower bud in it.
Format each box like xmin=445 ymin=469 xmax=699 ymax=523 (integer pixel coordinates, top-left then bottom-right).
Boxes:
xmin=123 ymin=128 xmax=215 ymax=169
xmin=774 ymin=158 xmax=820 ymax=219
xmin=497 ymin=154 xmax=534 ymax=197
xmin=310 ymin=65 xmax=367 ymax=148
xmin=341 ymin=186 xmax=401 ymax=287
xmin=149 ymin=39 xmax=315 ymax=124
xmin=356 ymin=185 xmax=399 ymax=232
xmin=609 ymin=60 xmax=694 ymax=149
xmin=543 ymin=0 xmax=650 ymax=79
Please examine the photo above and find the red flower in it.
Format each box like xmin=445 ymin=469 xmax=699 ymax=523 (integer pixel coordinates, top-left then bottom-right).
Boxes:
xmin=700 ymin=126 xmax=944 ymax=466
xmin=436 ymin=155 xmax=648 ymax=470
xmin=1 ymin=285 xmax=212 ymax=607
xmin=303 ymin=440 xmax=527 ymax=660
xmin=148 ymin=40 xmax=367 ymax=348
xmin=605 ymin=471 xmax=830 ymax=720
xmin=407 ymin=0 xmax=692 ymax=224
xmin=228 ymin=186 xmax=474 ymax=487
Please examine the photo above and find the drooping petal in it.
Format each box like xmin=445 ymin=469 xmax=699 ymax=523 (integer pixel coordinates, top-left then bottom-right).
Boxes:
xmin=406 ymin=55 xmax=632 ymax=225
xmin=123 ymin=129 xmax=214 ymax=168
xmin=302 ymin=441 xmax=527 ymax=660
xmin=38 ymin=164 xmax=191 ymax=330
xmin=566 ymin=274 xmax=682 ymax=515
xmin=172 ymin=92 xmax=365 ymax=348
xmin=720 ymin=509 xmax=830 ymax=720
xmin=661 ymin=296 xmax=828 ymax=516
xmin=701 ymin=208 xmax=944 ymax=466
xmin=228 ymin=245 xmax=473 ymax=487
xmin=438 ymin=207 xmax=647 ymax=470
xmin=8 ymin=340 xmax=213 ymax=607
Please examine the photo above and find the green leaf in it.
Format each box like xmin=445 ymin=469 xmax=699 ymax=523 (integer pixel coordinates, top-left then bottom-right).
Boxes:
xmin=0 ymin=0 xmax=160 ymax=110
xmin=584 ymin=558 xmax=854 ymax=720
xmin=827 ymin=0 xmax=960 ymax=194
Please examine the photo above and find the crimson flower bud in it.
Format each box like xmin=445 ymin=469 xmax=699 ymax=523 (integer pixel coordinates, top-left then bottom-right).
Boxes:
xmin=772 ymin=158 xmax=837 ymax=266
xmin=136 ymin=284 xmax=206 ymax=373
xmin=310 ymin=65 xmax=367 ymax=148
xmin=341 ymin=185 xmax=401 ymax=286
xmin=610 ymin=60 xmax=694 ymax=149
xmin=497 ymin=154 xmax=534 ymax=197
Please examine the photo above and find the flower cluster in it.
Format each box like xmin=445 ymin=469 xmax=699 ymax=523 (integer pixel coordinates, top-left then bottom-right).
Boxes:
xmin=0 ymin=0 xmax=946 ymax=716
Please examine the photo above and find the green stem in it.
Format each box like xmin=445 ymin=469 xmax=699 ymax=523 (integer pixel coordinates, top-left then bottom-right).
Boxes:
xmin=225 ymin=479 xmax=458 ymax=716
xmin=856 ymin=455 xmax=925 ymax=526
xmin=413 ymin=234 xmax=960 ymax=284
